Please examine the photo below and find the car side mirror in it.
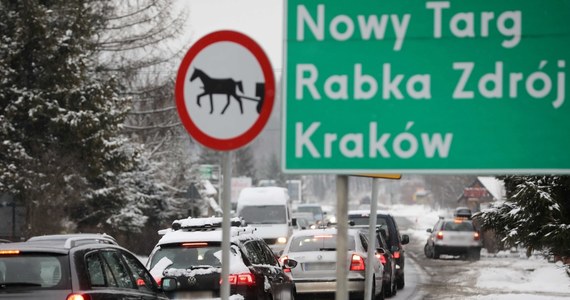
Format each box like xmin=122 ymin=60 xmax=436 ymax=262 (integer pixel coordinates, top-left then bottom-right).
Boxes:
xmin=291 ymin=218 xmax=298 ymax=227
xmin=283 ymin=258 xmax=298 ymax=269
xmin=401 ymin=234 xmax=410 ymax=245
xmin=376 ymin=248 xmax=386 ymax=254
xmin=426 ymin=228 xmax=433 ymax=233
xmin=161 ymin=277 xmax=178 ymax=292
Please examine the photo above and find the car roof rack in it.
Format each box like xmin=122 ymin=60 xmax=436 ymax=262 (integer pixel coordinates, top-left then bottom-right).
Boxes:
xmin=61 ymin=234 xmax=118 ymax=249
xmin=170 ymin=216 xmax=244 ymax=231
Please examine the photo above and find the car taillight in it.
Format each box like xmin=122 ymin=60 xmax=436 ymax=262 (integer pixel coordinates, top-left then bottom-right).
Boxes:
xmin=350 ymin=254 xmax=365 ymax=271
xmin=436 ymin=231 xmax=444 ymax=240
xmin=67 ymin=294 xmax=91 ymax=300
xmin=393 ymin=251 xmax=401 ymax=259
xmin=154 ymin=277 xmax=162 ymax=286
xmin=375 ymin=253 xmax=387 ymax=265
xmin=221 ymin=273 xmax=256 ymax=286
xmin=474 ymin=232 xmax=480 ymax=241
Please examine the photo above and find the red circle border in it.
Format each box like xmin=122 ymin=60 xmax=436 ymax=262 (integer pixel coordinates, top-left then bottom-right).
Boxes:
xmin=175 ymin=31 xmax=276 ymax=151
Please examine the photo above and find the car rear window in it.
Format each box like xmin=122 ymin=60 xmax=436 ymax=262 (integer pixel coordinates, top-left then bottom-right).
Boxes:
xmin=288 ymin=234 xmax=355 ymax=252
xmin=0 ymin=252 xmax=70 ymax=290
xmin=348 ymin=214 xmax=395 ymax=243
xmin=148 ymin=243 xmax=224 ymax=270
xmin=443 ymin=221 xmax=475 ymax=231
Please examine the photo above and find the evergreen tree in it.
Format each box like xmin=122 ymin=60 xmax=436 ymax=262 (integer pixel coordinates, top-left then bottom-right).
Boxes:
xmin=0 ymin=0 xmax=141 ymax=235
xmin=234 ymin=146 xmax=256 ymax=181
xmin=475 ymin=176 xmax=570 ymax=258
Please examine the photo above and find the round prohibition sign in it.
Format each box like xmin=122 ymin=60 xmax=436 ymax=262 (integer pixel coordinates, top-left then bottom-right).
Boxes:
xmin=175 ymin=30 xmax=275 ymax=151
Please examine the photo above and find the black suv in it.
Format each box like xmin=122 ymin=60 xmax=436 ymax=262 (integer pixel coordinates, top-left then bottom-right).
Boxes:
xmin=348 ymin=210 xmax=410 ymax=290
xmin=146 ymin=217 xmax=296 ymax=300
xmin=0 ymin=234 xmax=167 ymax=300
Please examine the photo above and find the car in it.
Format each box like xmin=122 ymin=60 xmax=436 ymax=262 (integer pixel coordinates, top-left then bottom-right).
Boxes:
xmin=454 ymin=207 xmax=473 ymax=219
xmin=348 ymin=210 xmax=410 ymax=289
xmin=279 ymin=227 xmax=385 ymax=300
xmin=424 ymin=217 xmax=482 ymax=260
xmin=0 ymin=234 xmax=168 ymax=300
xmin=373 ymin=228 xmax=398 ymax=298
xmin=146 ymin=216 xmax=296 ymax=300
xmin=296 ymin=203 xmax=325 ymax=225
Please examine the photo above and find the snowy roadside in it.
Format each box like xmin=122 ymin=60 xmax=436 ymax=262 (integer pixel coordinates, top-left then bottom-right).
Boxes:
xmin=389 ymin=204 xmax=570 ymax=299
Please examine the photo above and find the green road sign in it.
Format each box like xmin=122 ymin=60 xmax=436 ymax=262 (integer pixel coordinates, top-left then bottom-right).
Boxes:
xmin=283 ymin=0 xmax=570 ymax=174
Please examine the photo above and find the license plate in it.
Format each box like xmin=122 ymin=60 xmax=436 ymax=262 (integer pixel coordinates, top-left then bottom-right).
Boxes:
xmin=304 ymin=262 xmax=336 ymax=271
xmin=173 ymin=291 xmax=214 ymax=299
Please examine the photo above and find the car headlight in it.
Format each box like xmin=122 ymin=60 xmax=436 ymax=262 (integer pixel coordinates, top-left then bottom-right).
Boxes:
xmin=277 ymin=237 xmax=287 ymax=244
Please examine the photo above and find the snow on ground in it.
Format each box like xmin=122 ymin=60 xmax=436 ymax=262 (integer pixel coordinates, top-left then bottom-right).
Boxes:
xmin=388 ymin=204 xmax=570 ymax=299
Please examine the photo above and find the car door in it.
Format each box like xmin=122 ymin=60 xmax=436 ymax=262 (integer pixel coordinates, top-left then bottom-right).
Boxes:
xmin=120 ymin=250 xmax=167 ymax=300
xmin=257 ymin=240 xmax=294 ymax=300
xmin=84 ymin=249 xmax=160 ymax=300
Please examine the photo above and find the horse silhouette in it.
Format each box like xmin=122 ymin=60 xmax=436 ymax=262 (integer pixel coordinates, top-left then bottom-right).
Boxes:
xmin=190 ymin=68 xmax=244 ymax=114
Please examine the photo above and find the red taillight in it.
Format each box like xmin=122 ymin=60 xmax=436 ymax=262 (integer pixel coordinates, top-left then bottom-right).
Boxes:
xmin=67 ymin=294 xmax=90 ymax=300
xmin=436 ymin=231 xmax=444 ymax=240
xmin=136 ymin=278 xmax=146 ymax=286
xmin=350 ymin=254 xmax=365 ymax=271
xmin=474 ymin=232 xmax=480 ymax=241
xmin=393 ymin=251 xmax=401 ymax=259
xmin=375 ymin=253 xmax=387 ymax=265
xmin=221 ymin=273 xmax=256 ymax=286
xmin=154 ymin=277 xmax=162 ymax=286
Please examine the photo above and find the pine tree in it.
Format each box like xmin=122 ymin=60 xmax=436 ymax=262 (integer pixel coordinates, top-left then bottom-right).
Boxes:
xmin=234 ymin=146 xmax=256 ymax=181
xmin=0 ymin=0 xmax=140 ymax=235
xmin=475 ymin=176 xmax=570 ymax=257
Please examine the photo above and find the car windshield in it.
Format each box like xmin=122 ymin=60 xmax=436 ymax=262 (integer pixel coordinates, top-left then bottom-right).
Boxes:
xmin=240 ymin=205 xmax=286 ymax=224
xmin=148 ymin=243 xmax=224 ymax=271
xmin=288 ymin=234 xmax=355 ymax=252
xmin=443 ymin=221 xmax=475 ymax=231
xmin=0 ymin=253 xmax=70 ymax=290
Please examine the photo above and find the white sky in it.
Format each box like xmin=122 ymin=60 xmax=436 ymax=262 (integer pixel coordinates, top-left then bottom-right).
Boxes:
xmin=183 ymin=0 xmax=284 ymax=72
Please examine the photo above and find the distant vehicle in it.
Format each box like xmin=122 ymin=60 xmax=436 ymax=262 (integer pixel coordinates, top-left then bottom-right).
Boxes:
xmin=0 ymin=235 xmax=168 ymax=300
xmin=291 ymin=212 xmax=313 ymax=230
xmin=146 ymin=217 xmax=296 ymax=300
xmin=348 ymin=210 xmax=410 ymax=290
xmin=424 ymin=218 xmax=482 ymax=260
xmin=454 ymin=207 xmax=473 ymax=219
xmin=280 ymin=228 xmax=385 ymax=300
xmin=236 ymin=187 xmax=293 ymax=253
xmin=296 ymin=203 xmax=324 ymax=224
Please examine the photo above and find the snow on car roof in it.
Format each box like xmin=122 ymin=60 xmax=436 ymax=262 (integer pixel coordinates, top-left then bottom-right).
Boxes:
xmin=289 ymin=227 xmax=362 ymax=238
xmin=157 ymin=227 xmax=257 ymax=245
xmin=172 ymin=216 xmax=242 ymax=228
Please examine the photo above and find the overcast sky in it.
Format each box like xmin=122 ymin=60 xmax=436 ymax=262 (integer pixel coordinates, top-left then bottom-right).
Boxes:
xmin=183 ymin=0 xmax=284 ymax=73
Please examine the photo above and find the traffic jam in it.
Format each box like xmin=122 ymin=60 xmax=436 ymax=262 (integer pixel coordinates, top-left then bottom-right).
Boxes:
xmin=1 ymin=0 xmax=569 ymax=300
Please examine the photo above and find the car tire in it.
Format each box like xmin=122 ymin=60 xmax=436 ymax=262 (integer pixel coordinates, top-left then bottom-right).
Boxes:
xmin=391 ymin=276 xmax=398 ymax=296
xmin=424 ymin=243 xmax=431 ymax=258
xmin=396 ymin=273 xmax=405 ymax=290
xmin=469 ymin=249 xmax=481 ymax=261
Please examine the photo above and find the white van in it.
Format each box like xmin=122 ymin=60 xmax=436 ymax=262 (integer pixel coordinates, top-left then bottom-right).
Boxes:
xmin=236 ymin=186 xmax=292 ymax=253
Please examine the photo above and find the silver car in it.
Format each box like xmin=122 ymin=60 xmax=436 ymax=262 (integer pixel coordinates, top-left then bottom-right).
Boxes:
xmin=279 ymin=228 xmax=385 ymax=299
xmin=424 ymin=218 xmax=482 ymax=260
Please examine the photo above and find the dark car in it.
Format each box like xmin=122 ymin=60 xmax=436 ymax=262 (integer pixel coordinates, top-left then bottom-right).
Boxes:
xmin=0 ymin=235 xmax=168 ymax=300
xmin=454 ymin=207 xmax=473 ymax=219
xmin=348 ymin=210 xmax=410 ymax=290
xmin=146 ymin=217 xmax=296 ymax=300
xmin=375 ymin=228 xmax=397 ymax=297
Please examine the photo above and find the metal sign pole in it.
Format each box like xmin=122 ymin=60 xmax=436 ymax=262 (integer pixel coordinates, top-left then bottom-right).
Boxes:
xmin=365 ymin=178 xmax=380 ymax=299
xmin=335 ymin=175 xmax=349 ymax=300
xmin=221 ymin=151 xmax=233 ymax=300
